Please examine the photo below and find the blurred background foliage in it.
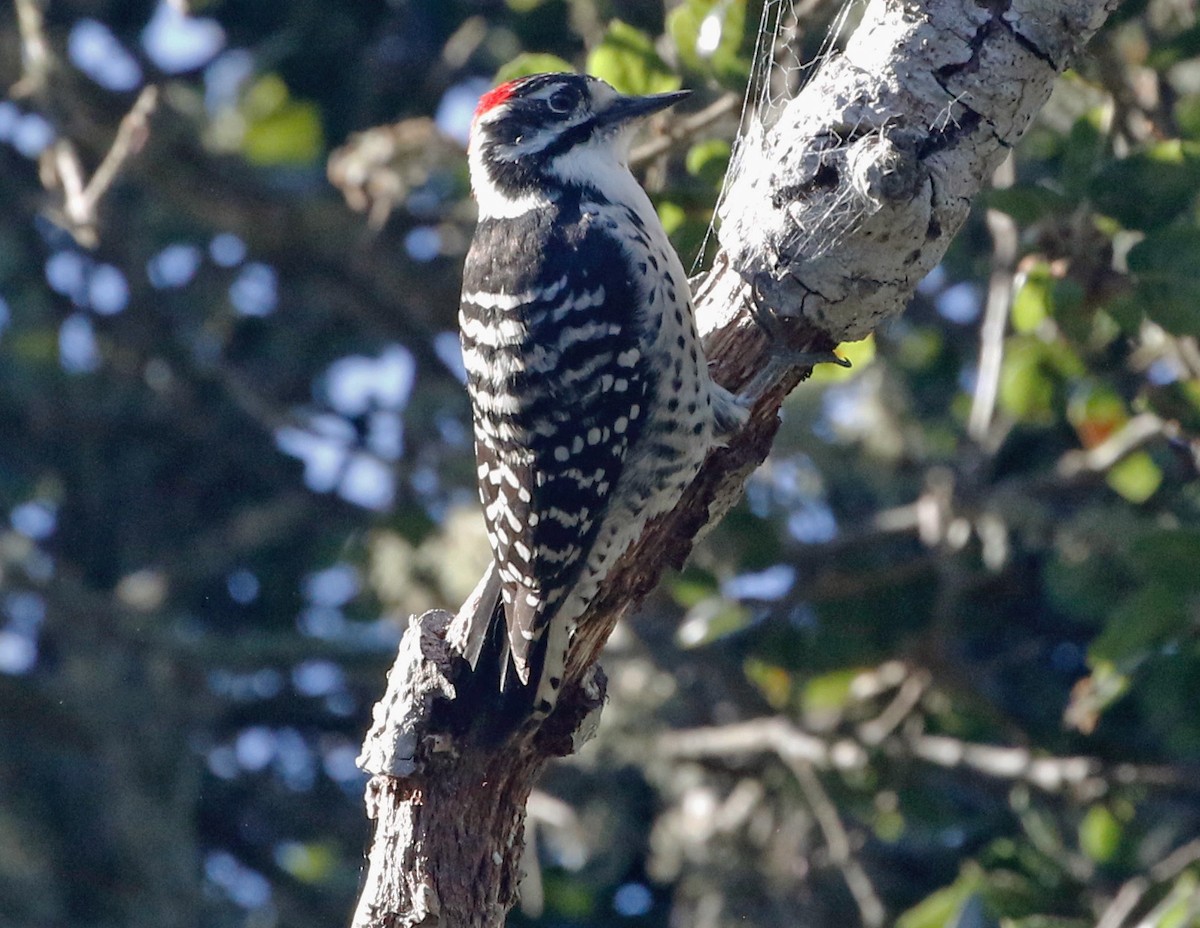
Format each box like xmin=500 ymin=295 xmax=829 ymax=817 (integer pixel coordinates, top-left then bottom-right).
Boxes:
xmin=2 ymin=0 xmax=1200 ymax=926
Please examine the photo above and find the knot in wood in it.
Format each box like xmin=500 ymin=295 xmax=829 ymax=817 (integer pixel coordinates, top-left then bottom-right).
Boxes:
xmin=847 ymin=130 xmax=925 ymax=206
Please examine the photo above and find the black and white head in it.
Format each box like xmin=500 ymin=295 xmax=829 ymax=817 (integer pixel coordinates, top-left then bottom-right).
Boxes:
xmin=468 ymin=72 xmax=689 ymax=217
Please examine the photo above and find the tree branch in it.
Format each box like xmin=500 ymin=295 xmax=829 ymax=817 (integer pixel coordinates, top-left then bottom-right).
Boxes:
xmin=968 ymin=156 xmax=1018 ymax=444
xmin=351 ymin=2 xmax=1121 ymax=925
xmin=659 ymin=715 xmax=1200 ymax=800
xmin=630 ymin=92 xmax=740 ymax=168
xmin=1095 ymin=839 xmax=1200 ymax=928
xmin=788 ymin=758 xmax=886 ymax=928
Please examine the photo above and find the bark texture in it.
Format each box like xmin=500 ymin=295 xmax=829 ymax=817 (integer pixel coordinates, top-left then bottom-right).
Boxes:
xmin=351 ymin=1 xmax=1120 ymax=925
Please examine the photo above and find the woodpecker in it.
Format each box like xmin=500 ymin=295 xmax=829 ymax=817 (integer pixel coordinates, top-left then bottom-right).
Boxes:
xmin=458 ymin=72 xmax=747 ymax=724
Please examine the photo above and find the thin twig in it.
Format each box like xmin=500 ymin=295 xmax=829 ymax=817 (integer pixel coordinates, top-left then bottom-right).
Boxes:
xmin=847 ymin=660 xmax=910 ymax=701
xmin=664 ymin=716 xmax=1200 ymax=798
xmin=14 ymin=0 xmax=160 ymax=246
xmin=53 ymin=86 xmax=160 ymax=246
xmin=1133 ymin=884 xmax=1200 ymax=928
xmin=12 ymin=0 xmax=51 ymax=98
xmin=912 ymin=734 xmax=1105 ymax=796
xmin=1096 ymin=879 xmax=1150 ymax=928
xmin=1057 ymin=412 xmax=1170 ymax=478
xmin=659 ymin=717 xmax=869 ymax=772
xmin=631 ymin=93 xmax=740 ymax=167
xmin=1151 ymin=839 xmax=1200 ymax=882
xmin=786 ymin=758 xmax=886 ymax=928
xmin=968 ymin=155 xmax=1018 ymax=444
xmin=53 ymin=140 xmax=90 ymax=227
xmin=84 ymin=85 xmax=160 ymax=212
xmin=856 ymin=670 xmax=929 ymax=746
xmin=1096 ymin=839 xmax=1200 ymax=928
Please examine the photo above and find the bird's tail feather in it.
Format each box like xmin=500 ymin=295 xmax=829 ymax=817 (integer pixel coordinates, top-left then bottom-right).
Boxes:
xmin=446 ymin=560 xmax=556 ymax=740
xmin=451 ymin=560 xmax=502 ymax=671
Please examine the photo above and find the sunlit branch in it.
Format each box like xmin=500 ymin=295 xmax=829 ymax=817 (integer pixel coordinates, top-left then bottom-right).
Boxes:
xmin=662 ymin=715 xmax=1200 ymax=800
xmin=856 ymin=670 xmax=929 ymax=746
xmin=84 ymin=86 xmax=159 ymax=216
xmin=49 ymin=86 xmax=160 ymax=247
xmin=12 ymin=0 xmax=161 ymax=246
xmin=1095 ymin=840 xmax=1200 ymax=928
xmin=787 ymin=758 xmax=886 ymax=928
xmin=11 ymin=0 xmax=50 ymax=98
xmin=968 ymin=156 xmax=1018 ymax=444
xmin=630 ymin=92 xmax=740 ymax=168
xmin=659 ymin=716 xmax=869 ymax=772
xmin=1056 ymin=412 xmax=1173 ymax=478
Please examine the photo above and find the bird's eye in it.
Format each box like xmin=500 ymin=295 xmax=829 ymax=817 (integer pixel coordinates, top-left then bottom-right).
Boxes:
xmin=547 ymin=88 xmax=578 ymax=114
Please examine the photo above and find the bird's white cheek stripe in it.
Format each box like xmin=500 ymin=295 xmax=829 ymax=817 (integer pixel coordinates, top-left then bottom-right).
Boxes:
xmin=468 ymin=141 xmax=551 ymax=219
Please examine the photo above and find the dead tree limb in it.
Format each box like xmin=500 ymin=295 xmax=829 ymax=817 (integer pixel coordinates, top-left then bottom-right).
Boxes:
xmin=350 ymin=2 xmax=1121 ymax=926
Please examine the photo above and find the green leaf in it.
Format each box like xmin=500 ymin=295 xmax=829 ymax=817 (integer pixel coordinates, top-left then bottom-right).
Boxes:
xmin=984 ymin=185 xmax=1074 ymax=224
xmin=656 ymin=200 xmax=687 ymax=238
xmin=897 ymin=867 xmax=986 ymax=928
xmin=1051 ymin=277 xmax=1088 ymax=344
xmin=240 ymin=75 xmax=325 ymax=166
xmin=1128 ymin=529 xmax=1200 ymax=592
xmin=243 ymin=103 xmax=324 ymax=166
xmin=743 ymin=658 xmax=795 ymax=710
xmin=1147 ymin=379 xmax=1200 ymax=434
xmin=1090 ymin=140 xmax=1200 ymax=229
xmin=1090 ymin=583 xmax=1188 ymax=665
xmin=1012 ymin=263 xmax=1091 ymax=343
xmin=495 ymin=54 xmax=575 ymax=84
xmin=542 ymin=871 xmax=596 ymax=918
xmin=1147 ymin=22 xmax=1200 ymax=70
xmin=1127 ymin=224 xmax=1200 ymax=270
xmin=669 ymin=569 xmax=719 ymax=608
xmin=1126 ymin=227 xmax=1200 ymax=337
xmin=1079 ymin=806 xmax=1122 ymax=864
xmin=998 ymin=338 xmax=1057 ymax=423
xmin=1012 ymin=264 xmax=1054 ymax=333
xmin=686 ymin=138 xmax=731 ymax=186
xmin=1062 ymin=111 xmax=1107 ymax=198
xmin=242 ymin=73 xmax=289 ymax=118
xmin=895 ymin=327 xmax=943 ymax=370
xmin=657 ymin=201 xmax=711 ymax=269
xmin=1106 ymin=451 xmax=1162 ymax=503
xmin=873 ymin=808 xmax=905 ymax=843
xmin=668 ymin=0 xmax=751 ymax=88
xmin=1045 ymin=557 xmax=1121 ymax=625
xmin=1045 ymin=509 xmax=1139 ymax=624
xmin=1103 ymin=293 xmax=1144 ymax=335
xmin=276 ymin=841 xmax=337 ymax=883
xmin=1173 ymin=92 xmax=1200 ymax=141
xmin=10 ymin=330 xmax=60 ymax=364
xmin=801 ymin=668 xmax=860 ymax=715
xmin=675 ymin=596 xmax=751 ymax=647
xmin=587 ymin=20 xmax=681 ymax=96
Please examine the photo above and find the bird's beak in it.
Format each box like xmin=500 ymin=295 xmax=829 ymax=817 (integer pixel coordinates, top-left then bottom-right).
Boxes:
xmin=596 ymin=89 xmax=691 ymax=128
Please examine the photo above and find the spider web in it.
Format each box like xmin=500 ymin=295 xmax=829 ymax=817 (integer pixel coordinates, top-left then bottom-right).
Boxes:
xmin=697 ymin=0 xmax=867 ymax=271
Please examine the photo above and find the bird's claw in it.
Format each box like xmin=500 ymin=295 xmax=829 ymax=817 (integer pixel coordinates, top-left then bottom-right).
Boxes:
xmin=747 ymin=271 xmax=851 ymax=374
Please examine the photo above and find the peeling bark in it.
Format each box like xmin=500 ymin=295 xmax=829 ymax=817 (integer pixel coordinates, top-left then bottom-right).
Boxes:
xmin=350 ymin=1 xmax=1120 ymax=926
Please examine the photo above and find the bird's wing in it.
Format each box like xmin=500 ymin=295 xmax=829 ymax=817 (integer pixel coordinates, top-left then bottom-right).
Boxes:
xmin=461 ymin=204 xmax=653 ymax=678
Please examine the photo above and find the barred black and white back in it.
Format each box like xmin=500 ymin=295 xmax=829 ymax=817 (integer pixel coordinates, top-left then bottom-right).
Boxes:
xmin=458 ymin=73 xmax=746 ymax=723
